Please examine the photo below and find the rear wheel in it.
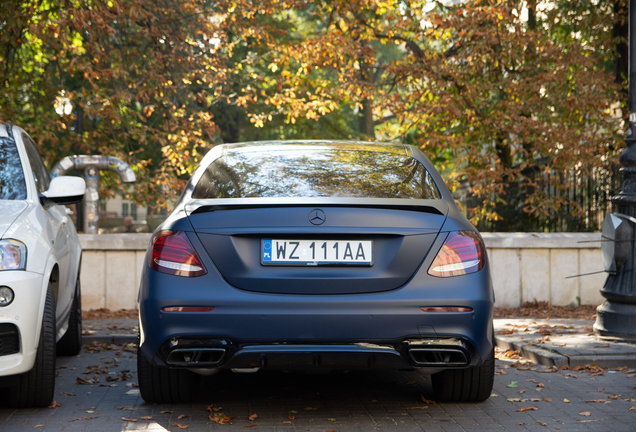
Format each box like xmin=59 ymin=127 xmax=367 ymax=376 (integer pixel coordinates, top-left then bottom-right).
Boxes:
xmin=57 ymin=276 xmax=82 ymax=356
xmin=6 ymin=283 xmax=56 ymax=408
xmin=137 ymin=346 xmax=197 ymax=403
xmin=431 ymin=346 xmax=495 ymax=403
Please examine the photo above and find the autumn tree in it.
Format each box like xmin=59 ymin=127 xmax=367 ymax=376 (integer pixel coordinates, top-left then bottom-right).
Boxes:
xmin=0 ymin=0 xmax=351 ymax=212
xmin=1 ymin=0 xmax=625 ymax=230
xmin=268 ymin=0 xmax=624 ymax=230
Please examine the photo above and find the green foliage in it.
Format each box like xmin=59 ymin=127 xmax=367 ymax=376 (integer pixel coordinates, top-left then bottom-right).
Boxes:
xmin=0 ymin=0 xmax=625 ymax=230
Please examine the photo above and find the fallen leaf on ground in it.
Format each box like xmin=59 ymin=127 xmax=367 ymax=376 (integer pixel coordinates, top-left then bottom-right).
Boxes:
xmin=244 ymin=425 xmax=259 ymax=428
xmin=516 ymin=407 xmax=538 ymax=412
xmin=33 ymin=425 xmax=44 ymax=428
xmin=119 ymin=407 xmax=135 ymax=411
xmin=630 ymin=406 xmax=636 ymax=411
xmin=420 ymin=396 xmax=436 ymax=404
xmin=68 ymin=417 xmax=96 ymax=422
xmin=586 ymin=400 xmax=609 ymax=404
xmin=207 ymin=405 xmax=222 ymax=412
xmin=543 ymin=398 xmax=552 ymax=402
xmin=564 ymin=399 xmax=570 ymax=403
xmin=178 ymin=414 xmax=187 ymax=420
xmin=59 ymin=392 xmax=74 ymax=396
xmin=520 ymin=389 xmax=526 ymax=394
xmin=579 ymin=412 xmax=591 ymax=417
xmin=407 ymin=406 xmax=428 ymax=409
xmin=288 ymin=416 xmax=295 ymax=420
xmin=608 ymin=395 xmax=619 ymax=400
xmin=209 ymin=413 xmax=231 ymax=424
xmin=48 ymin=400 xmax=61 ymax=409
xmin=304 ymin=407 xmax=317 ymax=411
xmin=507 ymin=381 xmax=518 ymax=388
xmin=122 ymin=418 xmax=137 ymax=422
xmin=172 ymin=424 xmax=188 ymax=429
xmin=594 ymin=344 xmax=610 ymax=348
xmin=536 ymin=421 xmax=547 ymax=426
xmin=141 ymin=416 xmax=152 ymax=420
xmin=160 ymin=410 xmax=172 ymax=414
xmin=76 ymin=377 xmax=96 ymax=385
xmin=248 ymin=414 xmax=258 ymax=421
xmin=530 ymin=398 xmax=542 ymax=402
xmin=518 ymin=423 xmax=525 ymax=426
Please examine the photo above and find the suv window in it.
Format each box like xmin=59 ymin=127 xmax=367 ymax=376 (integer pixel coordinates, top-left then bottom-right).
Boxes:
xmin=192 ymin=146 xmax=441 ymax=200
xmin=21 ymin=133 xmax=50 ymax=194
xmin=0 ymin=133 xmax=27 ymax=200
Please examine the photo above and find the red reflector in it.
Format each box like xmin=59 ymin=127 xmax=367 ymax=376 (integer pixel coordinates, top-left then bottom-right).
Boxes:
xmin=161 ymin=306 xmax=215 ymax=312
xmin=149 ymin=230 xmax=207 ymax=277
xmin=420 ymin=307 xmax=473 ymax=313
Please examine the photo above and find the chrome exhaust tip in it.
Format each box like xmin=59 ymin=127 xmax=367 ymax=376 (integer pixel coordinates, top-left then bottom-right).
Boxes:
xmin=166 ymin=348 xmax=225 ymax=366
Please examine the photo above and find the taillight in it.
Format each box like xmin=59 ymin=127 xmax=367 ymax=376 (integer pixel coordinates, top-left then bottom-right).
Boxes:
xmin=428 ymin=231 xmax=485 ymax=277
xmin=149 ymin=230 xmax=207 ymax=277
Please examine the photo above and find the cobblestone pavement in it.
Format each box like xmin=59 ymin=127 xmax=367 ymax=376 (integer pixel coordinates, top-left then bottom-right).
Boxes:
xmin=0 ymin=343 xmax=635 ymax=432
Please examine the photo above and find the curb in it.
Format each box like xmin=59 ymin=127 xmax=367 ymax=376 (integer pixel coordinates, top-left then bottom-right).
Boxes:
xmin=495 ymin=335 xmax=568 ymax=368
xmin=495 ymin=335 xmax=636 ymax=368
xmin=82 ymin=334 xmax=137 ymax=345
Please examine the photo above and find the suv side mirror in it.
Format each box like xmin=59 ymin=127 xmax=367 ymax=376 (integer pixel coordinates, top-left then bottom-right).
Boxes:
xmin=40 ymin=176 xmax=86 ymax=207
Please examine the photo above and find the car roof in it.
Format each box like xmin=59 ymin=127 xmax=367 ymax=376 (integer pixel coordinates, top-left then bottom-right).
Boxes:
xmin=219 ymin=140 xmax=410 ymax=156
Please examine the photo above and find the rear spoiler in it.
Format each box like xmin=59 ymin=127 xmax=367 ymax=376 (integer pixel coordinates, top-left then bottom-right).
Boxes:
xmin=185 ymin=197 xmax=448 ymax=217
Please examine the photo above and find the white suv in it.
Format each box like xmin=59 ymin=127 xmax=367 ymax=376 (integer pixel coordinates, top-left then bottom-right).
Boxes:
xmin=0 ymin=123 xmax=85 ymax=407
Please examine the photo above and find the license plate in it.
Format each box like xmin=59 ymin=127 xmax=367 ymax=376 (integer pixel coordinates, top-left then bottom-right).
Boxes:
xmin=262 ymin=239 xmax=373 ymax=266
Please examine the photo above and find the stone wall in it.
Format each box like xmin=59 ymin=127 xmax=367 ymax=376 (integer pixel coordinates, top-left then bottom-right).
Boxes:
xmin=79 ymin=233 xmax=607 ymax=310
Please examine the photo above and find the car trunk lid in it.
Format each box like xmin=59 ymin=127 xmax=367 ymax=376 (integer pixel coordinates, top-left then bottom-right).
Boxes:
xmin=188 ymin=203 xmax=447 ymax=295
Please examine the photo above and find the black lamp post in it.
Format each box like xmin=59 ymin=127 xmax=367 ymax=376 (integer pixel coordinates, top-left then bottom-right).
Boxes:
xmin=594 ymin=0 xmax=636 ymax=340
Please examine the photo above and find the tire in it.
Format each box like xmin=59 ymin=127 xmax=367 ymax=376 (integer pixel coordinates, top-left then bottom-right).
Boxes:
xmin=138 ymin=346 xmax=197 ymax=403
xmin=431 ymin=346 xmax=495 ymax=403
xmin=57 ymin=276 xmax=82 ymax=356
xmin=6 ymin=283 xmax=56 ymax=408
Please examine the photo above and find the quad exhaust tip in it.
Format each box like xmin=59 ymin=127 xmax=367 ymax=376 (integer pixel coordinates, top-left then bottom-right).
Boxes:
xmin=166 ymin=348 xmax=225 ymax=366
xmin=408 ymin=348 xmax=469 ymax=366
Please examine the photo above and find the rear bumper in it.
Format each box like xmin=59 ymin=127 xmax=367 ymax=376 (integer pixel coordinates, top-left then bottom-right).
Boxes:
xmin=151 ymin=338 xmax=476 ymax=372
xmin=138 ymin=255 xmax=494 ymax=371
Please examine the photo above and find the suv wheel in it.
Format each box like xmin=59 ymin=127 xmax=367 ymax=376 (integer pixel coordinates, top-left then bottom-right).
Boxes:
xmin=57 ymin=276 xmax=82 ymax=356
xmin=6 ymin=283 xmax=56 ymax=408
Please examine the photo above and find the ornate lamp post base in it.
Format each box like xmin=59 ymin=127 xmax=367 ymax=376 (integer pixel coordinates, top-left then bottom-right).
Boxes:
xmin=595 ymin=301 xmax=636 ymax=341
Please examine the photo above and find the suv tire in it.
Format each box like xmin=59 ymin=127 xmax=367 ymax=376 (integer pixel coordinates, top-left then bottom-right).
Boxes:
xmin=57 ymin=277 xmax=82 ymax=356
xmin=7 ymin=283 xmax=56 ymax=408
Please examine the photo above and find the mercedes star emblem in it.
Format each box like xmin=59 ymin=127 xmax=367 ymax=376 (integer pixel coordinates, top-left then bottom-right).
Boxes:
xmin=309 ymin=209 xmax=326 ymax=225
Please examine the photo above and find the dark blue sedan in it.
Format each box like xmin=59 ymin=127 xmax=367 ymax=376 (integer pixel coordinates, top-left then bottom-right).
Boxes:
xmin=137 ymin=141 xmax=494 ymax=403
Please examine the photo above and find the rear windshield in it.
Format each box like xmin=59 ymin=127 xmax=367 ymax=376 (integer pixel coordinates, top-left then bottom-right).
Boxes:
xmin=192 ymin=146 xmax=441 ymax=200
xmin=0 ymin=137 xmax=27 ymax=200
